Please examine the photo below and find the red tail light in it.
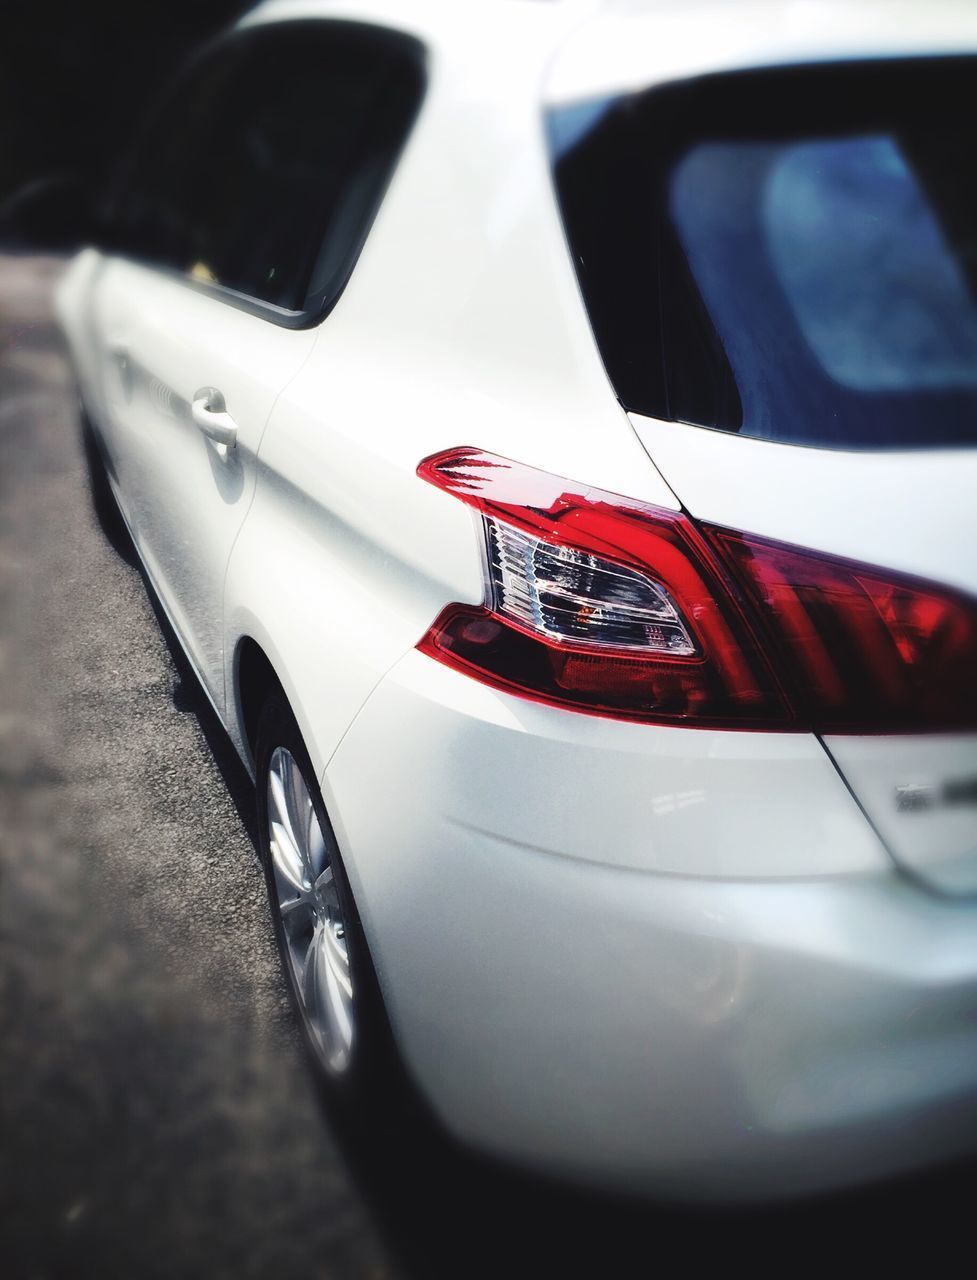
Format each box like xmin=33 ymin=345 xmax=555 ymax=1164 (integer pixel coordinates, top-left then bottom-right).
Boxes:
xmin=417 ymin=447 xmax=977 ymax=732
xmin=711 ymin=528 xmax=977 ymax=732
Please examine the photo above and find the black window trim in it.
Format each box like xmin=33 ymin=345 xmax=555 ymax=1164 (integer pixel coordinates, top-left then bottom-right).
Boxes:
xmin=102 ymin=16 xmax=427 ymax=331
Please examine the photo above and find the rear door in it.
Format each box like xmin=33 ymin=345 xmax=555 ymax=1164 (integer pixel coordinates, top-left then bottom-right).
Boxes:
xmin=548 ymin=57 xmax=977 ymax=894
xmin=91 ymin=20 xmax=420 ymax=711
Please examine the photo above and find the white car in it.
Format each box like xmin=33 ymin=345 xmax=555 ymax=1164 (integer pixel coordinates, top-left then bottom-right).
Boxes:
xmin=57 ymin=0 xmax=977 ymax=1202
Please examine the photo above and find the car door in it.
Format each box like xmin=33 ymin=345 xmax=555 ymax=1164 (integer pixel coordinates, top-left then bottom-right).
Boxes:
xmin=90 ymin=20 xmax=410 ymax=713
xmin=90 ymin=31 xmax=308 ymax=709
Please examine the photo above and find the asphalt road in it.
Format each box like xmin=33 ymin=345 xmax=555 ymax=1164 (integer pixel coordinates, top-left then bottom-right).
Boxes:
xmin=1 ymin=255 xmax=972 ymax=1279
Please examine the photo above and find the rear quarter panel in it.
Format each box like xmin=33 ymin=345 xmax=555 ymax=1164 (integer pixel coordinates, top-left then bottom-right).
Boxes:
xmin=222 ymin=7 xmax=680 ymax=778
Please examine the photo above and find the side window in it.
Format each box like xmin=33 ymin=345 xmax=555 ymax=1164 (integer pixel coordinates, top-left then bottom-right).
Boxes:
xmin=107 ymin=46 xmax=243 ymax=274
xmin=109 ymin=20 xmax=425 ymax=320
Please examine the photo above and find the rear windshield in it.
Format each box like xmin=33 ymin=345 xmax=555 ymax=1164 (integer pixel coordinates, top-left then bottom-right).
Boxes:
xmin=548 ymin=59 xmax=977 ymax=450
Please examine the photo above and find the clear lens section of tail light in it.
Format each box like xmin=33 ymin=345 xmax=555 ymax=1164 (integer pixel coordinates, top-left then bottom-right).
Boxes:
xmin=485 ymin=517 xmax=698 ymax=655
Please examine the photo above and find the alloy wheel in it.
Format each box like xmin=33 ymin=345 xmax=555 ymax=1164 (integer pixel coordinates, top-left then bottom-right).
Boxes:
xmin=266 ymin=745 xmax=354 ymax=1075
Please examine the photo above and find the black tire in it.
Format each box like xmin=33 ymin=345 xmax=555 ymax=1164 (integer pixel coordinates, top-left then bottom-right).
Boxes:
xmin=254 ymin=690 xmax=390 ymax=1102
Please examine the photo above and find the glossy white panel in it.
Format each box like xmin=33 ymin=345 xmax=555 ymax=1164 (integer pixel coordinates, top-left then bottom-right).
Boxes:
xmin=333 ymin=648 xmax=888 ymax=879
xmin=92 ymin=259 xmax=315 ymax=707
xmin=224 ymin=457 xmax=482 ymax=781
xmin=265 ymin=7 xmax=678 ymax=512
xmin=546 ymin=0 xmax=977 ymax=104
xmin=826 ymin=734 xmax=977 ymax=894
xmin=630 ymin=413 xmax=977 ymax=595
xmin=326 ymin=652 xmax=977 ymax=1199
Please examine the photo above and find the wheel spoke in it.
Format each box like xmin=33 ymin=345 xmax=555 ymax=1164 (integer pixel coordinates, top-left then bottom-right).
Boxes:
xmin=268 ymin=759 xmax=292 ymax=839
xmin=270 ymin=819 xmax=307 ymax=895
xmin=323 ymin=923 xmax=353 ymax=1002
xmin=302 ymin=922 xmax=321 ymax=1017
xmin=316 ymin=925 xmax=353 ymax=1057
xmin=286 ymin=754 xmax=315 ymax=880
xmin=306 ymin=805 xmax=327 ymax=880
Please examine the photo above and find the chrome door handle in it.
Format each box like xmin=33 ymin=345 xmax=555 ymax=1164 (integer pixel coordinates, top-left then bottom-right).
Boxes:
xmin=191 ymin=387 xmax=237 ymax=451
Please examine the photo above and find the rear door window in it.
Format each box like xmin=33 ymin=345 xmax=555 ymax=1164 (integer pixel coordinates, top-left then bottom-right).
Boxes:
xmin=110 ymin=20 xmax=425 ymax=321
xmin=548 ymin=58 xmax=977 ymax=449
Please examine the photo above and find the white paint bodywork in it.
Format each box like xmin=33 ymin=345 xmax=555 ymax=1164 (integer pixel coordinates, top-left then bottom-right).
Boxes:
xmin=327 ymin=653 xmax=977 ymax=1200
xmin=546 ymin=0 xmax=977 ymax=103
xmin=92 ymin=258 xmax=317 ymax=708
xmin=56 ymin=0 xmax=977 ymax=1200
xmin=629 ymin=414 xmax=977 ymax=896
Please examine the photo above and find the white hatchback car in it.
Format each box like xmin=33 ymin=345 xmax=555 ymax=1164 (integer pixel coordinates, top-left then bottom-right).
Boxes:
xmin=58 ymin=0 xmax=977 ymax=1201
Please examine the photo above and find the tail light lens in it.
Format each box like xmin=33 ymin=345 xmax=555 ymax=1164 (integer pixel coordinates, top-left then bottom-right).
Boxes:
xmin=417 ymin=448 xmax=788 ymax=727
xmin=712 ymin=529 xmax=977 ymax=731
xmin=417 ymin=448 xmax=977 ymax=732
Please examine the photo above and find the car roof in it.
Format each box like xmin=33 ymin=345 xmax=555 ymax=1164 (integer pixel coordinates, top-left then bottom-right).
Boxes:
xmin=242 ymin=0 xmax=977 ymax=103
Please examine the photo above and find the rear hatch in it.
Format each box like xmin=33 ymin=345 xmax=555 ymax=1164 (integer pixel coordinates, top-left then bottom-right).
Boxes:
xmin=547 ymin=54 xmax=977 ymax=894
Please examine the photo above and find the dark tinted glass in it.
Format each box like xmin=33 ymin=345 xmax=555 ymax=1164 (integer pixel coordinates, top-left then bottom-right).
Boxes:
xmin=110 ymin=20 xmax=424 ymax=317
xmin=108 ymin=44 xmax=241 ymax=276
xmin=548 ymin=59 xmax=977 ymax=449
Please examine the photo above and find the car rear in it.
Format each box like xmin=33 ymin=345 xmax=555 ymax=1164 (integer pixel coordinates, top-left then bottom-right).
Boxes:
xmin=546 ymin=40 xmax=977 ymax=897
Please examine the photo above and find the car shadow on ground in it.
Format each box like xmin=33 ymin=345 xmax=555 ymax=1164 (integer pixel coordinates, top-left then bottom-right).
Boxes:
xmin=79 ymin=405 xmax=974 ymax=1276
xmin=80 ymin=408 xmax=258 ymax=846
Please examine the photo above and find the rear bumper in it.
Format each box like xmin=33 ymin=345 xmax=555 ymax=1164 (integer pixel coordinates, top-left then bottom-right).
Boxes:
xmin=324 ymin=650 xmax=977 ymax=1201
